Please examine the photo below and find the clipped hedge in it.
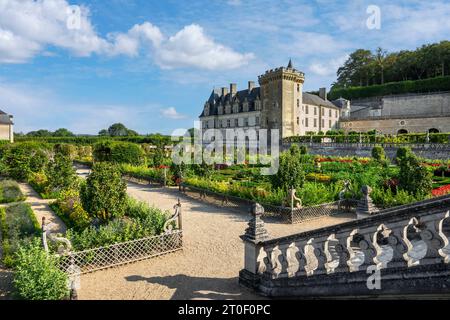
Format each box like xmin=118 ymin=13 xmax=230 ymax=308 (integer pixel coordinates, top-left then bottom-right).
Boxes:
xmin=0 ymin=203 xmax=40 ymax=267
xmin=93 ymin=141 xmax=145 ymax=165
xmin=0 ymin=180 xmax=25 ymax=203
xmin=15 ymin=135 xmax=172 ymax=145
xmin=329 ymin=76 xmax=450 ymax=100
xmin=284 ymin=132 xmax=450 ymax=144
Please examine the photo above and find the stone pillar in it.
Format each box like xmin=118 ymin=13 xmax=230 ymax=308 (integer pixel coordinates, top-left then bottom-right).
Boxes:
xmin=239 ymin=203 xmax=269 ymax=289
xmin=356 ymin=186 xmax=378 ymax=219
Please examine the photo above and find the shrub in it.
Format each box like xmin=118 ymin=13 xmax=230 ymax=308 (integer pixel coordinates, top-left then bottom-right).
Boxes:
xmin=28 ymin=172 xmax=50 ymax=197
xmin=80 ymin=162 xmax=127 ymax=221
xmin=13 ymin=239 xmax=69 ymax=300
xmin=371 ymin=187 xmax=421 ymax=209
xmin=93 ymin=141 xmax=145 ymax=165
xmin=398 ymin=153 xmax=433 ymax=197
xmin=1 ymin=143 xmax=50 ymax=181
xmin=371 ymin=146 xmax=386 ymax=162
xmin=0 ymin=180 xmax=25 ymax=203
xmin=46 ymin=153 xmax=78 ymax=194
xmin=299 ymin=145 xmax=308 ymax=155
xmin=271 ymin=146 xmax=305 ymax=191
xmin=54 ymin=189 xmax=91 ymax=230
xmin=53 ymin=143 xmax=78 ymax=159
xmin=0 ymin=203 xmax=40 ymax=267
xmin=395 ymin=147 xmax=413 ymax=163
xmin=66 ymin=200 xmax=169 ymax=251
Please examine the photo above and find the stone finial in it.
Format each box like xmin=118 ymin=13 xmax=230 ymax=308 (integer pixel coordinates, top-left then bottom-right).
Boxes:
xmin=356 ymin=185 xmax=378 ymax=217
xmin=241 ymin=203 xmax=269 ymax=243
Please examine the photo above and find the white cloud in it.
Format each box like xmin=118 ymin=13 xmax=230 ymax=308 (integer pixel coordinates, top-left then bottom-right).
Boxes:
xmin=309 ymin=55 xmax=349 ymax=77
xmin=0 ymin=0 xmax=109 ymax=63
xmin=0 ymin=0 xmax=253 ymax=70
xmin=160 ymin=107 xmax=186 ymax=120
xmin=109 ymin=23 xmax=254 ymax=70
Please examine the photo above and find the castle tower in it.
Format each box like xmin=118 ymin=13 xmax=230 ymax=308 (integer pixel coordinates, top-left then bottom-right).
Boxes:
xmin=258 ymin=60 xmax=305 ymax=139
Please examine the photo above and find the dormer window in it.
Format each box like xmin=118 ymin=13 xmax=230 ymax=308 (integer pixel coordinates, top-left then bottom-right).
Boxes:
xmin=225 ymin=103 xmax=231 ymax=114
xmin=204 ymin=102 xmax=210 ymax=116
xmin=218 ymin=105 xmax=224 ymax=115
xmin=233 ymin=102 xmax=239 ymax=113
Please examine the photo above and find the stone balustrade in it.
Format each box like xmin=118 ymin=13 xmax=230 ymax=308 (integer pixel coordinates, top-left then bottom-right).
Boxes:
xmin=239 ymin=194 xmax=450 ymax=298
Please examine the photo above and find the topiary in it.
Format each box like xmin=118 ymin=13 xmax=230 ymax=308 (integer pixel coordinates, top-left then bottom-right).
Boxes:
xmin=371 ymin=145 xmax=386 ymax=162
xmin=270 ymin=146 xmax=305 ymax=191
xmin=398 ymin=152 xmax=433 ymax=197
xmin=80 ymin=162 xmax=127 ymax=221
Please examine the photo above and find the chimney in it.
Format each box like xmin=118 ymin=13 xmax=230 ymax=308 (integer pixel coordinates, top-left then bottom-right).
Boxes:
xmin=230 ymin=83 xmax=237 ymax=97
xmin=319 ymin=87 xmax=327 ymax=101
xmin=248 ymin=81 xmax=255 ymax=93
xmin=221 ymin=87 xmax=228 ymax=97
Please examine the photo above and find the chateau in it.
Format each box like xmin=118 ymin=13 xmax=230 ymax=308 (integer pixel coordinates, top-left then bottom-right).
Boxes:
xmin=199 ymin=60 xmax=342 ymax=140
xmin=0 ymin=109 xmax=14 ymax=143
xmin=199 ymin=60 xmax=450 ymax=139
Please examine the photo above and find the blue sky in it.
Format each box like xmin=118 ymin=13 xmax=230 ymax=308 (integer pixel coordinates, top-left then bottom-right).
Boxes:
xmin=1 ymin=0 xmax=449 ymax=134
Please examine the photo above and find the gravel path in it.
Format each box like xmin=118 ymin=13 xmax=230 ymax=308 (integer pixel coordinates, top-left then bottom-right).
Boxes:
xmin=0 ymin=182 xmax=67 ymax=299
xmin=19 ymin=183 xmax=66 ymax=234
xmin=76 ymin=167 xmax=356 ymax=300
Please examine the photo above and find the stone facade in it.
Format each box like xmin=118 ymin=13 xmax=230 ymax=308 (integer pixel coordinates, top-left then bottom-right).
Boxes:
xmin=0 ymin=110 xmax=13 ymax=143
xmin=199 ymin=60 xmax=341 ymax=140
xmin=200 ymin=64 xmax=450 ymax=139
xmin=340 ymin=92 xmax=450 ymax=134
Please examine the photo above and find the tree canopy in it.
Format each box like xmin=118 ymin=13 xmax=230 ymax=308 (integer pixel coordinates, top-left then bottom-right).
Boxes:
xmin=98 ymin=123 xmax=139 ymax=137
xmin=333 ymin=41 xmax=450 ymax=90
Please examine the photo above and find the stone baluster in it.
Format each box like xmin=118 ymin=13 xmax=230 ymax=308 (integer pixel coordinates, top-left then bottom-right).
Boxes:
xmin=418 ymin=211 xmax=448 ymax=265
xmin=334 ymin=230 xmax=352 ymax=273
xmin=383 ymin=222 xmax=409 ymax=269
xmin=438 ymin=211 xmax=450 ymax=264
xmin=402 ymin=217 xmax=420 ymax=267
xmin=306 ymin=236 xmax=328 ymax=276
xmin=292 ymin=240 xmax=308 ymax=278
xmin=357 ymin=227 xmax=379 ymax=270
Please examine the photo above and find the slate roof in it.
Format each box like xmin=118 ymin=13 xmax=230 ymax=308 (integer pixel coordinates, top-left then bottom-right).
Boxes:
xmin=200 ymin=88 xmax=339 ymax=117
xmin=331 ymin=97 xmax=349 ymax=108
xmin=200 ymin=87 xmax=261 ymax=117
xmin=0 ymin=110 xmax=13 ymax=125
xmin=303 ymin=93 xmax=339 ymax=109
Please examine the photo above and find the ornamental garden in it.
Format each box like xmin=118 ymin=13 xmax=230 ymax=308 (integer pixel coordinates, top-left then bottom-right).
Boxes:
xmin=0 ymin=134 xmax=449 ymax=300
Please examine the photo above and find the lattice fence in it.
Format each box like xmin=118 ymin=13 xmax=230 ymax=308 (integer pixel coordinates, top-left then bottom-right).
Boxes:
xmin=123 ymin=174 xmax=164 ymax=187
xmin=58 ymin=231 xmax=183 ymax=275
xmin=291 ymin=200 xmax=356 ymax=223
xmin=179 ymin=184 xmax=355 ymax=224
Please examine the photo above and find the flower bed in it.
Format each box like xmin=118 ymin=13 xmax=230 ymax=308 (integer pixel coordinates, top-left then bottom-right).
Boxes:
xmin=0 ymin=203 xmax=40 ymax=267
xmin=432 ymin=184 xmax=450 ymax=197
xmin=0 ymin=180 xmax=25 ymax=203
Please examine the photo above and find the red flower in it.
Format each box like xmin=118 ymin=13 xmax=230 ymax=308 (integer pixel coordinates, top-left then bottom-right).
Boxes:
xmin=432 ymin=184 xmax=450 ymax=197
xmin=158 ymin=165 xmax=169 ymax=169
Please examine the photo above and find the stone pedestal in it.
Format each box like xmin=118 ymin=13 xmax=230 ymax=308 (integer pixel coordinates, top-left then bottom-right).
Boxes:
xmin=239 ymin=203 xmax=269 ymax=289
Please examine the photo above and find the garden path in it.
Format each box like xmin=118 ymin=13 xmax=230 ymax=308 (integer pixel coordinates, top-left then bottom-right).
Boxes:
xmin=75 ymin=166 xmax=356 ymax=300
xmin=18 ymin=183 xmax=66 ymax=234
xmin=0 ymin=182 xmax=67 ymax=299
